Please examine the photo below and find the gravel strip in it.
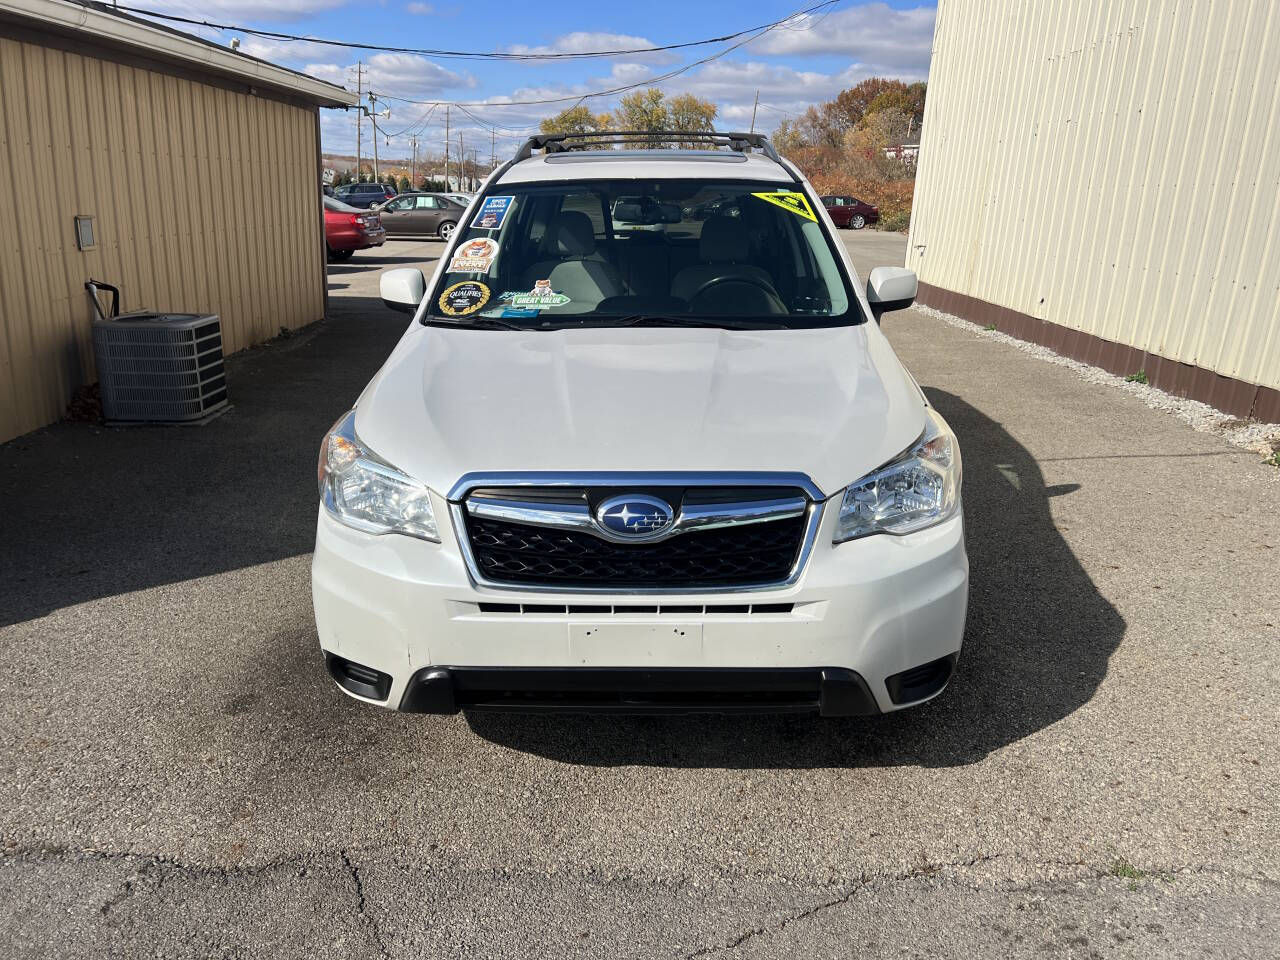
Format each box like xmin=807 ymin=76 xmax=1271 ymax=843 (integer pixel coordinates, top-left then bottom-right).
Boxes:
xmin=915 ymin=304 xmax=1280 ymax=460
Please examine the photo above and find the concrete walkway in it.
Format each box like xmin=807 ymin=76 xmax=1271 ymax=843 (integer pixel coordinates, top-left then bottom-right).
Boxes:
xmin=1 ymin=235 xmax=1276 ymax=958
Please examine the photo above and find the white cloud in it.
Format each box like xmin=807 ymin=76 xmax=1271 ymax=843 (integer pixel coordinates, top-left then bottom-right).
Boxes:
xmin=304 ymin=53 xmax=473 ymax=98
xmin=405 ymin=2 xmax=433 ymax=14
xmin=139 ymin=0 xmax=349 ymax=23
xmin=507 ymin=32 xmax=680 ymax=66
xmin=750 ymin=2 xmax=935 ymax=72
xmin=234 ymin=37 xmax=332 ymax=64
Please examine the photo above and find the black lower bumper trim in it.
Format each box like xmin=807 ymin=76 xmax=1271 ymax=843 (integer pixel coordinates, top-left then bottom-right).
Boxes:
xmin=325 ymin=652 xmax=393 ymax=702
xmin=884 ymin=654 xmax=957 ymax=705
xmin=398 ymin=666 xmax=880 ymax=716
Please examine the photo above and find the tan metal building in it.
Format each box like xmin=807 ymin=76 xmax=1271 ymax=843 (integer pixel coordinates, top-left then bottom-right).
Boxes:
xmin=908 ymin=0 xmax=1280 ymax=421
xmin=0 ymin=0 xmax=357 ymax=443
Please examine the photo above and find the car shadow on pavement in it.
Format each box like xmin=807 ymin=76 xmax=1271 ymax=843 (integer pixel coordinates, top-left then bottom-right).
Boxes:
xmin=0 ymin=296 xmax=407 ymax=628
xmin=467 ymin=390 xmax=1127 ymax=768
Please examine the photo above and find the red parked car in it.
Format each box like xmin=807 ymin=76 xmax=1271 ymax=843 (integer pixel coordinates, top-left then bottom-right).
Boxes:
xmin=820 ymin=195 xmax=879 ymax=229
xmin=323 ymin=196 xmax=386 ymax=261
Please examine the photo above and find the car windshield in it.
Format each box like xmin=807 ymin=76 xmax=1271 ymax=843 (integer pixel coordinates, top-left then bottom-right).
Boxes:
xmin=423 ymin=179 xmax=859 ymax=329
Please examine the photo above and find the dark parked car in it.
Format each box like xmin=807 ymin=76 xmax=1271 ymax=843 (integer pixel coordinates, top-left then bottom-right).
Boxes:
xmin=323 ymin=196 xmax=385 ymax=261
xmin=376 ymin=192 xmax=467 ymax=241
xmin=820 ymin=195 xmax=879 ymax=229
xmin=333 ymin=182 xmax=398 ymax=208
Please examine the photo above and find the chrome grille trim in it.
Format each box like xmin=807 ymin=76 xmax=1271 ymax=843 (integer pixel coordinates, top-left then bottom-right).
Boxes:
xmin=448 ymin=472 xmax=826 ymax=596
xmin=464 ymin=493 xmax=808 ymax=544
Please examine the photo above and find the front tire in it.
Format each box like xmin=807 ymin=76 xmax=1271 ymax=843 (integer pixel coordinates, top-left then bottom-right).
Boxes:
xmin=851 ymin=214 xmax=866 ymax=230
xmin=438 ymin=221 xmax=456 ymax=242
xmin=327 ymin=247 xmax=353 ymax=263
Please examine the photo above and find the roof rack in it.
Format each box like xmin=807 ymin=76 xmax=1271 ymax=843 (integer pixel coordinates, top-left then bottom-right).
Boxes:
xmin=513 ymin=130 xmax=783 ymax=163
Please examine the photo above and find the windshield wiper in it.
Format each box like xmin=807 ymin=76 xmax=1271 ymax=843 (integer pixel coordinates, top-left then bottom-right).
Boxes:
xmin=607 ymin=315 xmax=789 ymax=330
xmin=422 ymin=314 xmax=535 ymax=331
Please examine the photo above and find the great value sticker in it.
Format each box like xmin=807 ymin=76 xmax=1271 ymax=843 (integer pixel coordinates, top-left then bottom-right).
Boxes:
xmin=448 ymin=237 xmax=499 ymax=273
xmin=471 ymin=196 xmax=515 ymax=230
xmin=500 ymin=279 xmax=571 ymax=309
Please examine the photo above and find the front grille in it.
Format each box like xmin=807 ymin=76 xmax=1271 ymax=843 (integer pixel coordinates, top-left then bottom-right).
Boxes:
xmin=461 ymin=492 xmax=809 ymax=590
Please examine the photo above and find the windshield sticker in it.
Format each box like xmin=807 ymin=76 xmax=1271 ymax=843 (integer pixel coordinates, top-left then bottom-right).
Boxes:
xmin=501 ymin=280 xmax=571 ymax=308
xmin=500 ymin=308 xmax=541 ymax=318
xmin=438 ymin=281 xmax=491 ymax=316
xmin=471 ymin=196 xmax=515 ymax=230
xmin=751 ymin=191 xmax=818 ymax=222
xmin=447 ymin=237 xmax=499 ymax=273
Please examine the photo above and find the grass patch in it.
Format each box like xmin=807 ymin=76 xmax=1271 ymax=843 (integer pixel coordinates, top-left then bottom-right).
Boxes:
xmin=1108 ymin=857 xmax=1146 ymax=881
xmin=983 ymin=323 xmax=997 ymax=332
xmin=1264 ymin=450 xmax=1280 ymax=468
xmin=1125 ymin=370 xmax=1149 ymax=384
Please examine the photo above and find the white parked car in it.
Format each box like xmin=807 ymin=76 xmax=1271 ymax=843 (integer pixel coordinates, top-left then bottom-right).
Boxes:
xmin=313 ymin=131 xmax=967 ymax=716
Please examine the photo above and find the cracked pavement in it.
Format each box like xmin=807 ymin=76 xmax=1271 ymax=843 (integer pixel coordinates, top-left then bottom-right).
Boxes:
xmin=1 ymin=235 xmax=1277 ymax=958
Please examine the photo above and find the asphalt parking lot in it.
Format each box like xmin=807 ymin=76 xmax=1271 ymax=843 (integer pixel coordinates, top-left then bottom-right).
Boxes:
xmin=1 ymin=232 xmax=1277 ymax=958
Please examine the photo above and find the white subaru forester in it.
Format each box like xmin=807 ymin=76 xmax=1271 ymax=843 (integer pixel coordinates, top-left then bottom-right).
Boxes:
xmin=313 ymin=131 xmax=967 ymax=716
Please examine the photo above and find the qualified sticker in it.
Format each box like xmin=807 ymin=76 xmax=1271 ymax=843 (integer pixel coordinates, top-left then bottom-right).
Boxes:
xmin=438 ymin=281 xmax=491 ymax=316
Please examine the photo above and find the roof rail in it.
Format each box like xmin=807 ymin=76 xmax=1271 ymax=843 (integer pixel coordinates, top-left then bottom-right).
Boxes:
xmin=513 ymin=130 xmax=782 ymax=163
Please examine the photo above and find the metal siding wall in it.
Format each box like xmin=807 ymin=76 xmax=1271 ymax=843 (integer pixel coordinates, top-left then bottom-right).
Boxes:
xmin=0 ymin=35 xmax=325 ymax=443
xmin=908 ymin=0 xmax=1280 ymax=393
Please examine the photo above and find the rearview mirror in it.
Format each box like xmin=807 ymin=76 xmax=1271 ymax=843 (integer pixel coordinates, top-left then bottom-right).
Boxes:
xmin=866 ymin=266 xmax=917 ymax=322
xmin=380 ymin=268 xmax=426 ymax=314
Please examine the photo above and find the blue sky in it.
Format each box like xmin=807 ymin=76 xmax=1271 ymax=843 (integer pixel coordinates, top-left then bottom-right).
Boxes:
xmin=141 ymin=1 xmax=936 ymax=159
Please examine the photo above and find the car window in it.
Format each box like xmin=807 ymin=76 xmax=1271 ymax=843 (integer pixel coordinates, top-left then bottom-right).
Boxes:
xmin=425 ymin=178 xmax=858 ymax=329
xmin=417 ymin=196 xmax=441 ymax=209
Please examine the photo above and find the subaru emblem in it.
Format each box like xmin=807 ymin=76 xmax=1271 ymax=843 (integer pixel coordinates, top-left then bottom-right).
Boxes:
xmin=595 ymin=494 xmax=675 ymax=540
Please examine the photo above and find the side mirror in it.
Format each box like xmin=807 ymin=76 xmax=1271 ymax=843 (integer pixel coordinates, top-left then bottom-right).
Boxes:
xmin=866 ymin=266 xmax=918 ymax=322
xmin=380 ymin=268 xmax=426 ymax=314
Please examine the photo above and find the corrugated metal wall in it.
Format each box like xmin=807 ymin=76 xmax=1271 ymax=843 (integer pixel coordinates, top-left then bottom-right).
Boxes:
xmin=0 ymin=34 xmax=326 ymax=442
xmin=908 ymin=0 xmax=1280 ymax=394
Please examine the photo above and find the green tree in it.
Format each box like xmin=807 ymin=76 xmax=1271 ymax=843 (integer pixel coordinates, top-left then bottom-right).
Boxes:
xmin=540 ymin=104 xmax=612 ymax=139
xmin=668 ymin=93 xmax=717 ymax=148
xmin=614 ymin=88 xmax=670 ymax=147
xmin=397 ymin=175 xmax=411 ymax=194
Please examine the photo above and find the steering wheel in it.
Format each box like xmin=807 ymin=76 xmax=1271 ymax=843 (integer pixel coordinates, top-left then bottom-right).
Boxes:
xmin=687 ymin=274 xmax=787 ymax=314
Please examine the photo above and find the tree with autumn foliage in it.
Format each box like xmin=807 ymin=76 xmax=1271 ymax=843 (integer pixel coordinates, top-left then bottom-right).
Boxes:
xmin=772 ymin=78 xmax=927 ymax=231
xmin=667 ymin=92 xmax=717 ymax=147
xmin=539 ymin=105 xmax=613 ymax=137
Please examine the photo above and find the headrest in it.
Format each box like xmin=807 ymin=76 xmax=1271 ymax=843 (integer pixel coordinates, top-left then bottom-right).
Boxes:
xmin=699 ymin=215 xmax=749 ymax=262
xmin=546 ymin=211 xmax=596 ymax=257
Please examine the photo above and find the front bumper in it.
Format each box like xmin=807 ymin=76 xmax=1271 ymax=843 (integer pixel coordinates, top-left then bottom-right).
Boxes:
xmin=312 ymin=490 xmax=969 ymax=715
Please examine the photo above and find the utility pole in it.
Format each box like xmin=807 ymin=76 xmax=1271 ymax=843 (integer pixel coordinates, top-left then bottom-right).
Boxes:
xmin=443 ymin=104 xmax=450 ymax=190
xmin=750 ymin=89 xmax=759 ymax=134
xmin=369 ymin=92 xmax=381 ymax=183
xmin=409 ymin=135 xmax=418 ymax=190
xmin=458 ymin=130 xmax=464 ymax=190
xmin=353 ymin=61 xmax=365 ymax=180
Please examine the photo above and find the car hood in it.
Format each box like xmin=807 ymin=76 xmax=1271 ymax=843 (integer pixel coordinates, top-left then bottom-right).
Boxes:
xmin=354 ymin=322 xmax=926 ymax=499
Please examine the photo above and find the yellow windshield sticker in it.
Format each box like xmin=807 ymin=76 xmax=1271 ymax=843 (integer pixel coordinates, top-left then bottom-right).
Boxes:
xmin=751 ymin=191 xmax=817 ymax=222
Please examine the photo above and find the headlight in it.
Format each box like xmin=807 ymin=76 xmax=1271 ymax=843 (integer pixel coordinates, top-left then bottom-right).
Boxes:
xmin=317 ymin=410 xmax=439 ymax=542
xmin=833 ymin=407 xmax=961 ymax=543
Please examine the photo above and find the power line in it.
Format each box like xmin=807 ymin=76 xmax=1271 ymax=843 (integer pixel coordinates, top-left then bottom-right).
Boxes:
xmin=376 ymin=1 xmax=826 ymax=110
xmin=109 ymin=1 xmax=837 ymax=62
